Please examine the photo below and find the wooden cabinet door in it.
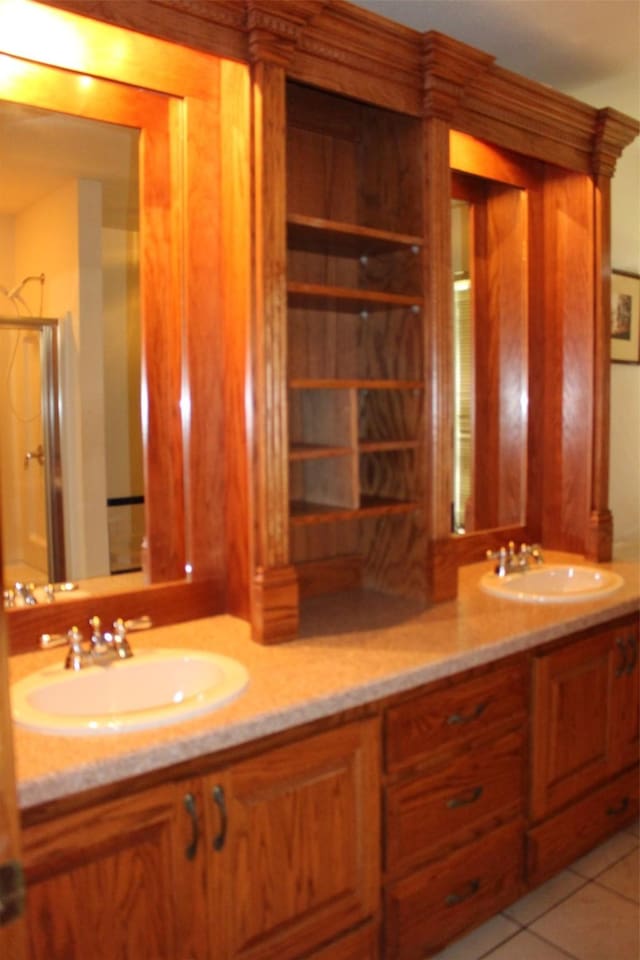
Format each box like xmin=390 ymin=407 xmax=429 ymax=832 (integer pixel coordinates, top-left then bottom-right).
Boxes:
xmin=206 ymin=718 xmax=380 ymax=960
xmin=22 ymin=782 xmax=202 ymax=960
xmin=611 ymin=619 xmax=639 ymax=771
xmin=530 ymin=622 xmax=637 ymax=821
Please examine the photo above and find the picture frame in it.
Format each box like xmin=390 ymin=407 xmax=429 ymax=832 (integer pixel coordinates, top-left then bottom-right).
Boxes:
xmin=611 ymin=270 xmax=640 ymax=364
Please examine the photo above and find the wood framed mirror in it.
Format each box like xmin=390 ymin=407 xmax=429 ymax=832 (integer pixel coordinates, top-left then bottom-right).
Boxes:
xmin=1 ymin=1 xmax=251 ymax=651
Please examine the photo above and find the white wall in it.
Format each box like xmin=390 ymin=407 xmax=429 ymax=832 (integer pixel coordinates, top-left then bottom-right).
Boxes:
xmin=15 ymin=179 xmax=111 ymax=579
xmin=566 ymin=74 xmax=640 ymax=551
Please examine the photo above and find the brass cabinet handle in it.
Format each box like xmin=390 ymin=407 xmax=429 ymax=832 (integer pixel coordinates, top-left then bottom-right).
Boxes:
xmin=212 ymin=785 xmax=227 ymax=852
xmin=607 ymin=797 xmax=630 ymax=817
xmin=446 ymin=786 xmax=484 ymax=809
xmin=626 ymin=637 xmax=638 ymax=675
xmin=445 ymin=878 xmax=480 ymax=906
xmin=615 ymin=637 xmax=628 ymax=677
xmin=447 ymin=702 xmax=487 ymax=726
xmin=184 ymin=792 xmax=200 ymax=861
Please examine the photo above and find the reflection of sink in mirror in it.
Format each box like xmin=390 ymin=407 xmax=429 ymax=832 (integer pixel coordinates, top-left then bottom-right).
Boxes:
xmin=11 ymin=587 xmax=91 ymax=608
xmin=480 ymin=564 xmax=624 ymax=603
xmin=11 ymin=648 xmax=249 ymax=736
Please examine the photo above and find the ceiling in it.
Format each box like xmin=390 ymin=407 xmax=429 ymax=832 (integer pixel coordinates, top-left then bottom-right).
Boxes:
xmin=348 ymin=0 xmax=640 ymax=107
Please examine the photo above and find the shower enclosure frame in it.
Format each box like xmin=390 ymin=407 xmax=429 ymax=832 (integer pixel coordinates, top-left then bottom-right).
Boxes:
xmin=1 ymin=316 xmax=65 ymax=584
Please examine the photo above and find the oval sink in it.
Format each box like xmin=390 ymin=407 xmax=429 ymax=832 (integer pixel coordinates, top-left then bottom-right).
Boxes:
xmin=11 ymin=648 xmax=249 ymax=736
xmin=480 ymin=564 xmax=623 ymax=603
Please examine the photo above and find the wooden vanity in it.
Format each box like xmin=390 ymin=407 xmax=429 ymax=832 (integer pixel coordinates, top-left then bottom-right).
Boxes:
xmin=13 ymin=556 xmax=639 ymax=960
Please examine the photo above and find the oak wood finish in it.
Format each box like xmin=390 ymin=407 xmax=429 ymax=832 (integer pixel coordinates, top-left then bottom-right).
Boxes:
xmin=21 ymin=717 xmax=380 ymax=960
xmin=34 ymin=0 xmax=639 ymax=637
xmin=530 ymin=616 xmax=639 ymax=822
xmin=22 ymin=781 xmax=199 ymax=960
xmin=205 ymin=718 xmax=380 ymax=959
xmin=527 ymin=765 xmax=639 ymax=888
xmin=1 ymin=2 xmax=251 ymax=650
xmin=383 ymin=657 xmax=528 ymax=959
xmin=384 ymin=819 xmax=524 ymax=960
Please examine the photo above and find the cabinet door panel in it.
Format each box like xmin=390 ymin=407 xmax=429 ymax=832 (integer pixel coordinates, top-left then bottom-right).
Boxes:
xmin=208 ymin=718 xmax=380 ymax=960
xmin=23 ymin=785 xmax=189 ymax=960
xmin=531 ymin=622 xmax=637 ymax=820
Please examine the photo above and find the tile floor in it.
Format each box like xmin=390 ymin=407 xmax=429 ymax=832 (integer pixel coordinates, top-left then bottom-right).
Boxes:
xmin=428 ymin=821 xmax=639 ymax=960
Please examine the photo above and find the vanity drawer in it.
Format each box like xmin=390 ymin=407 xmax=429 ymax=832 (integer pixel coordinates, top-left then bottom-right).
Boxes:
xmin=384 ymin=818 xmax=524 ymax=960
xmin=527 ymin=764 xmax=640 ymax=887
xmin=385 ymin=728 xmax=525 ymax=873
xmin=384 ymin=659 xmax=526 ymax=773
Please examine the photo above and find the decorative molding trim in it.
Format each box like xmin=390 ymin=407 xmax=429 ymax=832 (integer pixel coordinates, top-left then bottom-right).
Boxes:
xmin=247 ymin=0 xmax=328 ymax=66
xmin=593 ymin=107 xmax=640 ymax=177
xmin=423 ymin=32 xmax=494 ymax=121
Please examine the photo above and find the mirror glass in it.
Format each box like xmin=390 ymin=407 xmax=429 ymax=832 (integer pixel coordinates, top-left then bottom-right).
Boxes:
xmin=450 ymin=172 xmax=528 ymax=534
xmin=0 ymin=101 xmax=145 ymax=594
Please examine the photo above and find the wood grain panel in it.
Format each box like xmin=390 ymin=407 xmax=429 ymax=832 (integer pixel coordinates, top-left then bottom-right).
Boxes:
xmin=207 ymin=718 xmax=380 ymax=960
xmin=386 ymin=728 xmax=525 ymax=875
xmin=385 ymin=659 xmax=527 ymax=773
xmin=384 ymin=819 xmax=524 ymax=960
xmin=527 ymin=765 xmax=639 ymax=888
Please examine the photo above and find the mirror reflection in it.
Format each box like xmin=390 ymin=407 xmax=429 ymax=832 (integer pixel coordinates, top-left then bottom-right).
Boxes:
xmin=0 ymin=102 xmax=144 ymax=595
xmin=451 ymin=172 xmax=528 ymax=534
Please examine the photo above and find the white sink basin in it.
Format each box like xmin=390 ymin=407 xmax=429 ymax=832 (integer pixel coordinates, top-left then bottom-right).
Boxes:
xmin=480 ymin=564 xmax=624 ymax=603
xmin=11 ymin=648 xmax=249 ymax=736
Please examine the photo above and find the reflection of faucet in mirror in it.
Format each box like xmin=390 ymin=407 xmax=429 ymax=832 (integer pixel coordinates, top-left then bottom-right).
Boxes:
xmin=1 ymin=101 xmax=146 ymax=591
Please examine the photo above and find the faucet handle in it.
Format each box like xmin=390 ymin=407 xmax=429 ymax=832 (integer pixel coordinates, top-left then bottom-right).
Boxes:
xmin=112 ymin=618 xmax=133 ymax=659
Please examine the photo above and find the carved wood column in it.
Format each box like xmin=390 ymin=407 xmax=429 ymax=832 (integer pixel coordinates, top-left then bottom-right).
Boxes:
xmin=247 ymin=1 xmax=325 ymax=641
xmin=422 ymin=34 xmax=494 ymax=600
xmin=586 ymin=109 xmax=640 ymax=560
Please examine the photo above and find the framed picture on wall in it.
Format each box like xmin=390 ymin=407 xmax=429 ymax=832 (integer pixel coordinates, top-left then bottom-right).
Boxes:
xmin=611 ymin=270 xmax=640 ymax=364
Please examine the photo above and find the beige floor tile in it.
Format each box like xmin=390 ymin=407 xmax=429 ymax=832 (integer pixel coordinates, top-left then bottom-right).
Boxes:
xmin=569 ymin=829 xmax=638 ymax=879
xmin=483 ymin=928 xmax=577 ymax=959
xmin=530 ymin=882 xmax=640 ymax=960
xmin=426 ymin=914 xmax=521 ymax=960
xmin=503 ymin=870 xmax=586 ymax=926
xmin=595 ymin=848 xmax=640 ymax=903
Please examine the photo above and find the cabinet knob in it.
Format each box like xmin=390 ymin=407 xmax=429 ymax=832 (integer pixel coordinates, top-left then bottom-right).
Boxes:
xmin=447 ymin=702 xmax=487 ymax=726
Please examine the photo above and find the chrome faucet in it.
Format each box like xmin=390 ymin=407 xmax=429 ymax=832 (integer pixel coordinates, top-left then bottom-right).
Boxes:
xmin=14 ymin=581 xmax=37 ymax=605
xmin=40 ymin=615 xmax=146 ymax=670
xmin=486 ymin=541 xmax=544 ymax=577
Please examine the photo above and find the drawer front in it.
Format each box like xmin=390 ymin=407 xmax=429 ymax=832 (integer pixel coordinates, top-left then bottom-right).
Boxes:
xmin=527 ymin=764 xmax=640 ymax=887
xmin=386 ymin=729 xmax=525 ymax=874
xmin=385 ymin=660 xmax=526 ymax=773
xmin=384 ymin=819 xmax=524 ymax=960
xmin=306 ymin=921 xmax=379 ymax=960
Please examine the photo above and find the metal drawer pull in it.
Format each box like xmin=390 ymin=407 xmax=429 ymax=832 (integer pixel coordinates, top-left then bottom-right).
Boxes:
xmin=212 ymin=784 xmax=227 ymax=852
xmin=615 ymin=637 xmax=628 ymax=677
xmin=184 ymin=793 xmax=200 ymax=861
xmin=447 ymin=702 xmax=487 ymax=726
xmin=607 ymin=797 xmax=629 ymax=817
xmin=626 ymin=637 xmax=638 ymax=675
xmin=446 ymin=786 xmax=484 ymax=809
xmin=445 ymin=878 xmax=480 ymax=906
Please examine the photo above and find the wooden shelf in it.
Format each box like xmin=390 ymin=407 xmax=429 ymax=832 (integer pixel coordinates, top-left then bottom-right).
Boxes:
xmin=287 ymin=213 xmax=423 ymax=257
xmin=359 ymin=440 xmax=421 ymax=453
xmin=290 ymin=378 xmax=424 ymax=391
xmin=289 ymin=443 xmax=353 ymax=461
xmin=287 ymin=281 xmax=423 ymax=313
xmin=290 ymin=496 xmax=419 ymax=526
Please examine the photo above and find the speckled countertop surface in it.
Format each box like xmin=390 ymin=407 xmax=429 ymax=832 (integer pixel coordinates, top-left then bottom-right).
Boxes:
xmin=10 ymin=551 xmax=640 ymax=810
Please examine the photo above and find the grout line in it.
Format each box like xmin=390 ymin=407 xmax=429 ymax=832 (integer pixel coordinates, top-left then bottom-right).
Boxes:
xmin=591 ymin=876 xmax=640 ymax=907
xmin=522 ymin=928 xmax=582 ymax=960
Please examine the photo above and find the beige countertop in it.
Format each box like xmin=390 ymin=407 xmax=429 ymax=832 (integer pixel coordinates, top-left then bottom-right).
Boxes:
xmin=10 ymin=552 xmax=640 ymax=810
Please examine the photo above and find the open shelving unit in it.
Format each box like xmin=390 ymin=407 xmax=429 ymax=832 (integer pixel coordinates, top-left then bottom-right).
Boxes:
xmin=286 ymin=81 xmax=427 ymax=601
